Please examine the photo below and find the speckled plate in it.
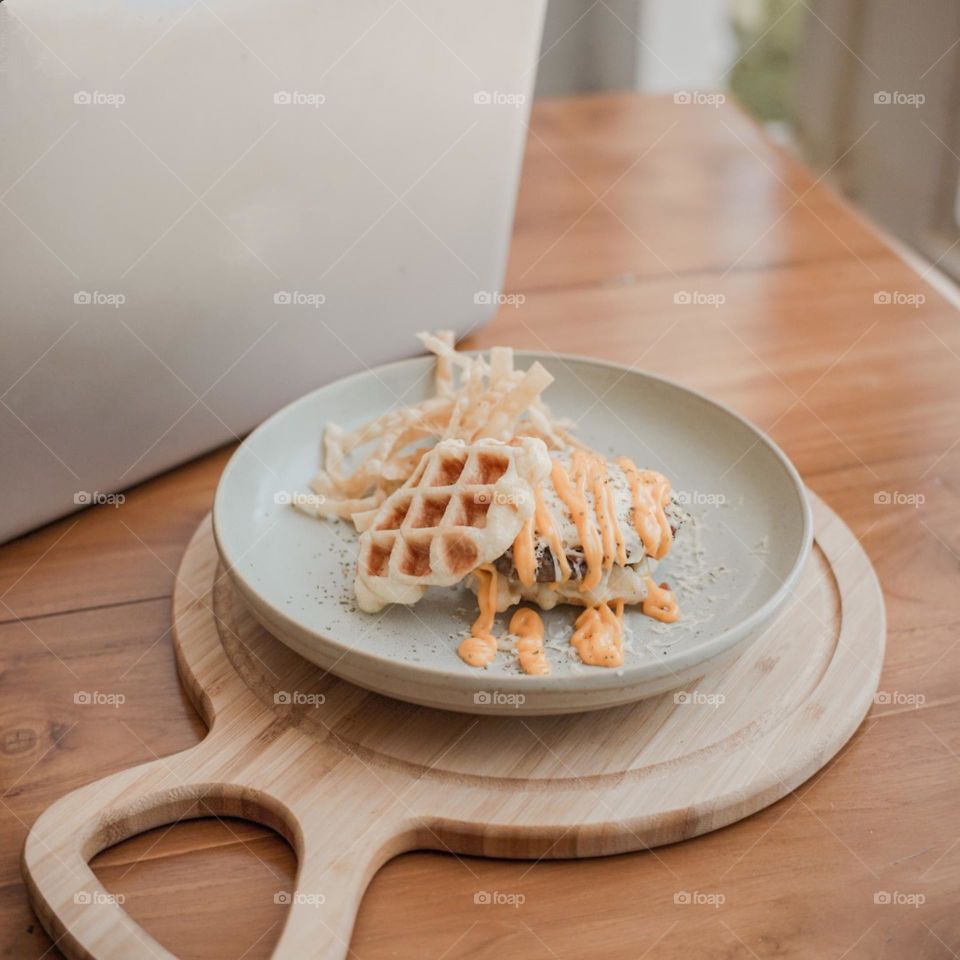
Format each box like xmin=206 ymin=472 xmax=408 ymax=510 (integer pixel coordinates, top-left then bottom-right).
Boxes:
xmin=212 ymin=352 xmax=812 ymax=715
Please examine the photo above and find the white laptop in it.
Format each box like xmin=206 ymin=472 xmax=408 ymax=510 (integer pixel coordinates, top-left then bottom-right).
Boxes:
xmin=0 ymin=0 xmax=546 ymax=542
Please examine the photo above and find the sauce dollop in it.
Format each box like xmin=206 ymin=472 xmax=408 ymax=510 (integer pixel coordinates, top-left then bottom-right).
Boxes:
xmin=510 ymin=607 xmax=549 ymax=676
xmin=570 ymin=599 xmax=625 ymax=668
xmin=642 ymin=577 xmax=680 ymax=623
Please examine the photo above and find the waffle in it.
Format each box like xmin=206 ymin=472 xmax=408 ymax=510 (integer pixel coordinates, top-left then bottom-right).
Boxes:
xmin=354 ymin=437 xmax=551 ymax=612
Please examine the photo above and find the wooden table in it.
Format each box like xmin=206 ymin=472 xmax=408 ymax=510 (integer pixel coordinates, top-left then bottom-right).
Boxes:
xmin=2 ymin=93 xmax=959 ymax=959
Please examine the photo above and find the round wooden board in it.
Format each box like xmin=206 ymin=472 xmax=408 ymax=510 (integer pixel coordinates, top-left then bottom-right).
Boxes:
xmin=22 ymin=492 xmax=884 ymax=960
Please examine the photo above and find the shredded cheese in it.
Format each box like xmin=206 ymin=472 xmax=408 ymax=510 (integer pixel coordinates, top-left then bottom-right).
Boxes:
xmin=297 ymin=331 xmax=580 ymax=524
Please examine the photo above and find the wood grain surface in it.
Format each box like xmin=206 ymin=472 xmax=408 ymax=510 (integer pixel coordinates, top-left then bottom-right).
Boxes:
xmin=20 ymin=493 xmax=885 ymax=960
xmin=2 ymin=93 xmax=959 ymax=959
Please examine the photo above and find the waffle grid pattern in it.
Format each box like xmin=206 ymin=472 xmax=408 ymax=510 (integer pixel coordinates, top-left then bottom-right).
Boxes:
xmin=359 ymin=444 xmax=519 ymax=586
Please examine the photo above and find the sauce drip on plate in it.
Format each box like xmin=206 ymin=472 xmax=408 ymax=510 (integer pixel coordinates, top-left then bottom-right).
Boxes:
xmin=510 ymin=607 xmax=549 ymax=676
xmin=457 ymin=568 xmax=550 ymax=675
xmin=642 ymin=576 xmax=680 ymax=623
xmin=571 ymin=599 xmax=625 ymax=667
xmin=457 ymin=564 xmax=499 ymax=667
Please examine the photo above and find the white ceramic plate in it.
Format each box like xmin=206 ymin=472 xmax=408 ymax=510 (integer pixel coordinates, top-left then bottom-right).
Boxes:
xmin=213 ymin=352 xmax=812 ymax=715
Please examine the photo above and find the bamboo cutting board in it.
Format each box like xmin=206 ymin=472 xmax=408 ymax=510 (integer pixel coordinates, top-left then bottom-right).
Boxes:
xmin=22 ymin=492 xmax=884 ymax=959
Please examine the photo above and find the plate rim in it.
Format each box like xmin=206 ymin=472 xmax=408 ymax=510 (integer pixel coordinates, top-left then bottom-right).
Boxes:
xmin=212 ymin=350 xmax=813 ymax=696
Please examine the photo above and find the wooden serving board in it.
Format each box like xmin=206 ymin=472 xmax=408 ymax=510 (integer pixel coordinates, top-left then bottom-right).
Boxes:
xmin=22 ymin=492 xmax=884 ymax=959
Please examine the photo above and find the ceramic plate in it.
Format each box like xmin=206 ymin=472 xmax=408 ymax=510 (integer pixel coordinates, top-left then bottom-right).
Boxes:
xmin=213 ymin=352 xmax=812 ymax=715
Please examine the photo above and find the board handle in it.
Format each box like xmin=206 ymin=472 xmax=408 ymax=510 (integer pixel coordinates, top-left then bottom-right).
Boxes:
xmin=22 ymin=724 xmax=414 ymax=959
xmin=23 ymin=736 xmax=228 ymax=959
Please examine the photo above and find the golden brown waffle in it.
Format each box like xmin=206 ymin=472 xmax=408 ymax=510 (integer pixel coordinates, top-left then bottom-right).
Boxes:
xmin=355 ymin=438 xmax=550 ymax=612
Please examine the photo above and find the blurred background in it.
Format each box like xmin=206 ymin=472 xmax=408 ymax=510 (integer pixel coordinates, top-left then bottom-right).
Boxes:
xmin=536 ymin=0 xmax=960 ymax=289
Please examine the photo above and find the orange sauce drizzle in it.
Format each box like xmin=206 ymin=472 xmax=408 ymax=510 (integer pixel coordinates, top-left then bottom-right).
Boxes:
xmin=551 ymin=456 xmax=603 ymax=591
xmin=604 ymin=466 xmax=627 ymax=567
xmin=616 ymin=457 xmax=673 ymax=560
xmin=537 ymin=485 xmax=571 ymax=582
xmin=510 ymin=607 xmax=549 ymax=676
xmin=586 ymin=455 xmax=615 ymax=571
xmin=460 ymin=455 xmax=679 ymax=674
xmin=512 ymin=481 xmax=574 ymax=587
xmin=457 ymin=564 xmax=499 ymax=667
xmin=458 ymin=570 xmax=551 ymax=675
xmin=571 ymin=599 xmax=625 ymax=667
xmin=642 ymin=576 xmax=680 ymax=623
xmin=512 ymin=517 xmax=537 ymax=587
xmin=647 ymin=474 xmax=673 ymax=557
xmin=511 ymin=453 xmax=627 ymax=590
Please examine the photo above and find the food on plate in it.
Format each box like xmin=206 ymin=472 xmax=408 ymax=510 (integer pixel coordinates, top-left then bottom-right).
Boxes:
xmin=296 ymin=332 xmax=680 ymax=673
xmin=353 ymin=436 xmax=550 ymax=612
